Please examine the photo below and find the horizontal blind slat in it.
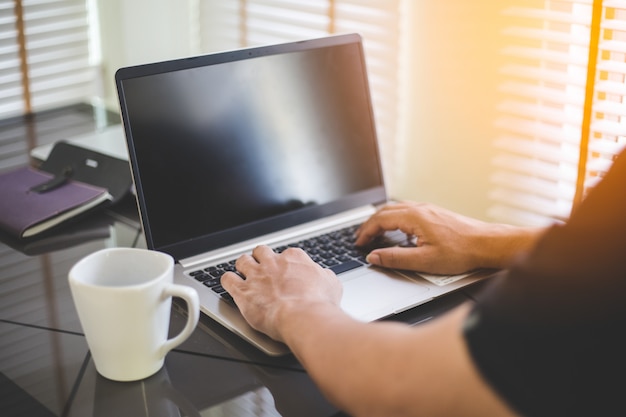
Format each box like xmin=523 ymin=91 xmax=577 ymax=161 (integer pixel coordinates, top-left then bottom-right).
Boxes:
xmin=499 ymin=82 xmax=585 ymax=106
xmin=489 ymin=188 xmax=573 ymax=220
xmin=502 ymin=7 xmax=591 ymax=25
xmin=488 ymin=205 xmax=563 ymax=227
xmin=497 ymin=101 xmax=584 ymax=126
xmin=493 ymin=136 xmax=580 ymax=164
xmin=490 ymin=171 xmax=576 ymax=200
xmin=500 ymin=64 xmax=587 ymax=86
xmin=502 ymin=45 xmax=588 ymax=66
xmin=492 ymin=153 xmax=578 ymax=181
xmin=494 ymin=116 xmax=582 ymax=145
xmin=503 ymin=27 xmax=590 ymax=46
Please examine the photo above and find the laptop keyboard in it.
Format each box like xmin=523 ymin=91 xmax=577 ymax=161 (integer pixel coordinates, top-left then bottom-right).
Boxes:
xmin=188 ymin=224 xmax=411 ymax=305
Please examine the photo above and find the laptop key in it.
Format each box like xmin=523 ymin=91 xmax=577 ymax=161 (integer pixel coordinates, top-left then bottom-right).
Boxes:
xmin=328 ymin=259 xmax=364 ymax=275
xmin=211 ymin=285 xmax=227 ymax=294
xmin=202 ymin=277 xmax=221 ymax=287
xmin=221 ymin=292 xmax=235 ymax=304
xmin=323 ymin=259 xmax=340 ymax=267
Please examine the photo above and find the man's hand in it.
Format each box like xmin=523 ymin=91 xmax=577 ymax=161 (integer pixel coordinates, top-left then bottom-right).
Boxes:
xmin=355 ymin=202 xmax=543 ymax=274
xmin=220 ymin=245 xmax=343 ymax=342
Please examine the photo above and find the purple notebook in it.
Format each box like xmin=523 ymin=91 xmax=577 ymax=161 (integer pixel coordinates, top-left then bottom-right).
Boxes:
xmin=0 ymin=166 xmax=111 ymax=238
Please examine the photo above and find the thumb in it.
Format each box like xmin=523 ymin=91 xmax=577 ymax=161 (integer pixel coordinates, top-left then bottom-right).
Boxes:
xmin=366 ymin=247 xmax=425 ymax=271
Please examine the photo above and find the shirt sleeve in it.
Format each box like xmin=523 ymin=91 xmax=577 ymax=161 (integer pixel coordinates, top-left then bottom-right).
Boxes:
xmin=463 ymin=149 xmax=626 ymax=417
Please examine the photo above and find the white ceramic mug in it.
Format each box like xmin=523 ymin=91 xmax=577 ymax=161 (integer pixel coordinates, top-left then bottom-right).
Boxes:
xmin=69 ymin=247 xmax=199 ymax=381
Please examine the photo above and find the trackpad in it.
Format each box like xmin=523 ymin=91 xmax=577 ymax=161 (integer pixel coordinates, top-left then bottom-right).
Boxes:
xmin=340 ymin=270 xmax=430 ymax=322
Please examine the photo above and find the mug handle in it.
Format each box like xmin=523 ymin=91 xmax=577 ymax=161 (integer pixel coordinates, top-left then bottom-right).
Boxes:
xmin=160 ymin=284 xmax=200 ymax=356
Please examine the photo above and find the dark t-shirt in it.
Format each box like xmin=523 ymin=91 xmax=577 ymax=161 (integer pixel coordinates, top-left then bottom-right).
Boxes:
xmin=464 ymin=149 xmax=626 ymax=417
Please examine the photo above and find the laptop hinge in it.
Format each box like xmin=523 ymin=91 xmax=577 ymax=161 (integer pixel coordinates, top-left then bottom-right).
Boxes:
xmin=178 ymin=205 xmax=377 ymax=269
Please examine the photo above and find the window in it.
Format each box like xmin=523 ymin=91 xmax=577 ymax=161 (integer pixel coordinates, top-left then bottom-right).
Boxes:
xmin=0 ymin=0 xmax=98 ymax=118
xmin=490 ymin=0 xmax=626 ymax=226
xmin=198 ymin=0 xmax=405 ymax=192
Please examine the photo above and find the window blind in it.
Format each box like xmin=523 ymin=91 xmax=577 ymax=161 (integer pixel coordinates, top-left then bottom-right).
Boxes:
xmin=583 ymin=0 xmax=626 ymax=196
xmin=0 ymin=1 xmax=23 ymax=116
xmin=490 ymin=0 xmax=626 ymax=226
xmin=0 ymin=0 xmax=97 ymax=119
xmin=198 ymin=0 xmax=404 ymax=192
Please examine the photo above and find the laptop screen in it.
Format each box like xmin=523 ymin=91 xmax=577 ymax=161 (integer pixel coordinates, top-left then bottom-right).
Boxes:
xmin=116 ymin=34 xmax=386 ymax=259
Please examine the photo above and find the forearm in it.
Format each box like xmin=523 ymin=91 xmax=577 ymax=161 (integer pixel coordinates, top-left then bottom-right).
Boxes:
xmin=279 ymin=305 xmax=500 ymax=417
xmin=279 ymin=302 xmax=415 ymax=416
xmin=276 ymin=301 xmax=516 ymax=417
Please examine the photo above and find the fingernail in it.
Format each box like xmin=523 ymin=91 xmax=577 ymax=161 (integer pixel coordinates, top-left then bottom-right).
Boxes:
xmin=366 ymin=252 xmax=380 ymax=265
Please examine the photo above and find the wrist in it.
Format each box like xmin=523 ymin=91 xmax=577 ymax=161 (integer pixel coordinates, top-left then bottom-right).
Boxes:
xmin=274 ymin=298 xmax=344 ymax=346
xmin=473 ymin=224 xmax=545 ymax=269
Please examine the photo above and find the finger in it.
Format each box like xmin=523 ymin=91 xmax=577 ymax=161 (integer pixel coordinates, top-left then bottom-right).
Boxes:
xmin=355 ymin=209 xmax=417 ymax=246
xmin=251 ymin=245 xmax=276 ymax=262
xmin=281 ymin=246 xmax=314 ymax=262
xmin=220 ymin=270 xmax=245 ymax=294
xmin=234 ymin=253 xmax=258 ymax=276
xmin=355 ymin=210 xmax=392 ymax=244
xmin=366 ymin=247 xmax=432 ymax=272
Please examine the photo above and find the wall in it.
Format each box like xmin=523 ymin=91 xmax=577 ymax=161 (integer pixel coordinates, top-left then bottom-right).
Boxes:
xmin=96 ymin=0 xmax=195 ymax=110
xmin=396 ymin=1 xmax=512 ymax=220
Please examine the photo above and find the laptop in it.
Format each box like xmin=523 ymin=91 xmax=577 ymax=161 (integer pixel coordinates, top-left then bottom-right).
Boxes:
xmin=115 ymin=33 xmax=486 ymax=356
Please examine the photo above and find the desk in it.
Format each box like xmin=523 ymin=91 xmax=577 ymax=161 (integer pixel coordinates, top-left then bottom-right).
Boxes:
xmin=0 ymin=104 xmax=485 ymax=417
